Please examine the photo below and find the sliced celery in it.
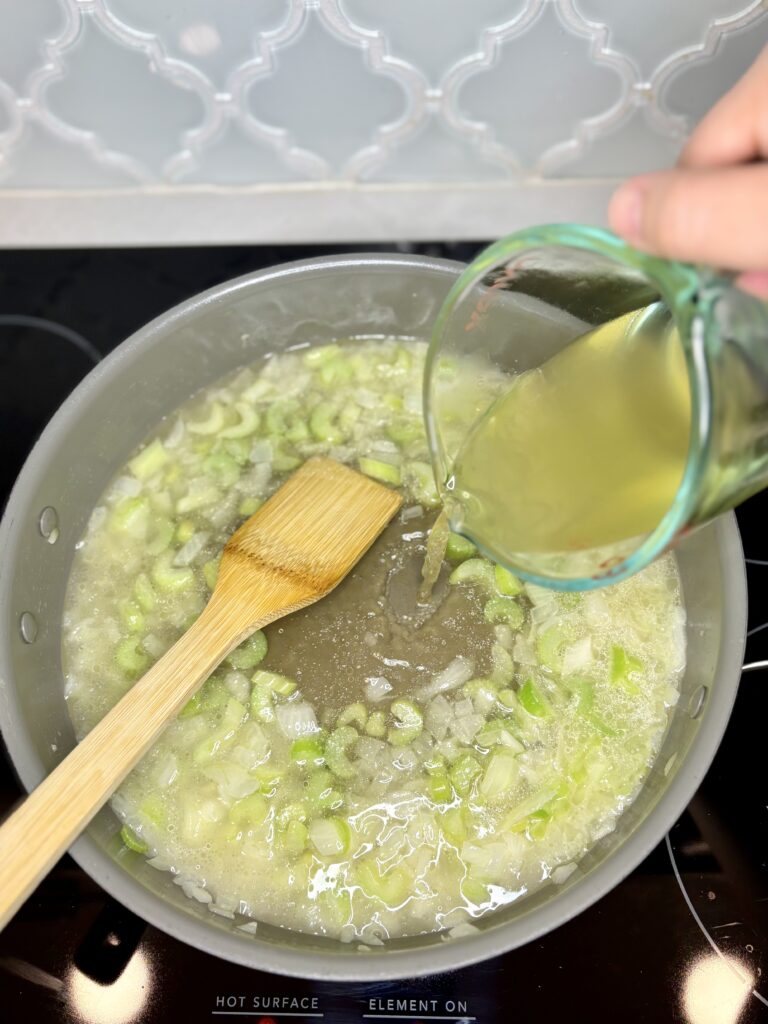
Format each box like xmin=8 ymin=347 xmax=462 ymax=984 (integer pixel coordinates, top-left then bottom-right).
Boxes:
xmin=326 ymin=726 xmax=358 ymax=779
xmin=496 ymin=688 xmax=519 ymax=714
xmin=449 ymin=558 xmax=494 ymax=589
xmin=115 ymin=637 xmax=149 ymax=677
xmin=446 ymin=533 xmax=477 ymax=562
xmin=110 ymin=496 xmax=149 ymax=537
xmin=251 ymin=669 xmax=296 ymax=697
xmin=386 ymin=420 xmax=422 ymax=446
xmin=188 ymin=401 xmax=226 ymax=435
xmin=120 ymin=825 xmax=148 ymax=853
xmin=304 ymin=343 xmax=342 ymax=366
xmin=219 ymin=401 xmax=260 ymax=439
xmin=479 ymin=750 xmax=519 ymax=800
xmin=405 ymin=461 xmax=440 ymax=508
xmin=309 ymin=402 xmax=345 ymax=444
xmin=484 ymin=596 xmax=524 ymax=630
xmin=283 ymin=819 xmax=308 ymax=856
xmin=238 ymin=496 xmax=262 ymax=518
xmin=203 ymin=451 xmax=241 ymax=488
xmin=450 ymin=753 xmax=481 ymax=796
xmin=462 ymin=877 xmax=490 ymax=906
xmin=151 ymin=553 xmax=194 ymax=593
xmin=337 ymin=702 xmax=368 ymax=730
xmin=129 ymin=439 xmax=169 ymax=481
xmin=118 ymin=599 xmax=144 ymax=635
xmin=133 ymin=573 xmax=156 ymax=612
xmin=179 ymin=693 xmax=202 ymax=718
xmin=176 ymin=487 xmax=220 ymax=514
xmin=319 ymin=358 xmax=354 ymax=387
xmin=536 ymin=624 xmax=573 ymax=674
xmin=358 ymin=457 xmax=402 ymax=486
xmin=250 ymin=682 xmax=274 ymax=723
xmin=139 ymin=794 xmax=165 ymax=827
xmin=440 ymin=807 xmax=467 ymax=846
xmin=502 ymin=783 xmax=566 ymax=831
xmin=365 ymin=711 xmax=386 ymax=738
xmin=494 ymin=564 xmax=523 ymax=596
xmin=175 ymin=519 xmax=196 ymax=544
xmin=427 ymin=771 xmax=453 ymax=804
xmin=518 ymin=678 xmax=550 ymax=719
xmin=570 ymin=677 xmax=617 ymax=737
xmin=305 ymin=769 xmax=342 ymax=811
xmin=227 ymin=631 xmax=268 ymax=671
xmin=610 ymin=645 xmax=642 ymax=694
xmin=309 ymin=816 xmax=351 ymax=857
xmin=229 ymin=793 xmax=268 ymax=829
xmin=272 ymin=447 xmax=302 ymax=472
xmin=203 ymin=556 xmax=220 ymax=591
xmin=356 ymin=861 xmax=411 ymax=905
xmin=387 ymin=699 xmax=423 ymax=747
xmin=291 ymin=736 xmax=325 ymax=766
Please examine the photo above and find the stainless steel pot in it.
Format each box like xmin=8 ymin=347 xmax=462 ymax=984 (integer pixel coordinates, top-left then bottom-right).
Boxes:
xmin=0 ymin=254 xmax=747 ymax=980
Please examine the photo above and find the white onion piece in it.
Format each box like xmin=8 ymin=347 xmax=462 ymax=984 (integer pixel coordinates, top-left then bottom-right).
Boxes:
xmin=451 ymin=710 xmax=484 ymax=745
xmin=551 ymin=862 xmax=577 ymax=885
xmin=513 ymin=634 xmax=536 ymax=666
xmin=142 ymin=633 xmax=168 ymax=659
xmin=494 ymin=624 xmax=515 ymax=650
xmin=525 ymin=582 xmax=556 ymax=608
xmin=353 ymin=389 xmax=378 ymax=409
xmin=404 ymin=392 xmax=422 ymax=414
xmin=112 ymin=475 xmax=142 ymax=499
xmin=238 ymin=921 xmax=259 ymax=934
xmin=400 ymin=504 xmax=424 ymax=523
xmin=156 ymin=752 xmax=178 ymax=788
xmin=364 ymin=676 xmax=392 ymax=702
xmin=224 ymin=670 xmax=251 ymax=704
xmin=164 ymin=417 xmax=186 ymax=449
xmin=448 ymin=922 xmax=479 ymax=939
xmin=249 ymin=439 xmax=273 ymax=465
xmin=425 ymin=695 xmax=452 ymax=741
xmin=419 ymin=656 xmax=474 ymax=699
xmin=173 ymin=531 xmax=209 ymax=567
xmin=276 ymin=702 xmax=319 ymax=739
xmin=562 ymin=637 xmax=593 ymax=675
xmin=87 ymin=506 xmax=107 ymax=534
xmin=670 ymin=606 xmax=687 ymax=674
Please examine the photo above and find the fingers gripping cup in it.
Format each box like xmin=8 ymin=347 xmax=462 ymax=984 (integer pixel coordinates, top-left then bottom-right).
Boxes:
xmin=424 ymin=225 xmax=768 ymax=590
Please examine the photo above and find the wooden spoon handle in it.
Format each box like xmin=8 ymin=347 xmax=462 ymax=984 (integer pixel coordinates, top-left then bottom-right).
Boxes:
xmin=0 ymin=599 xmax=241 ymax=930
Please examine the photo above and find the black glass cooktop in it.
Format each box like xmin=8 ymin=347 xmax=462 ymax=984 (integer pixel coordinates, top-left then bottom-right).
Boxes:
xmin=1 ymin=245 xmax=767 ymax=1024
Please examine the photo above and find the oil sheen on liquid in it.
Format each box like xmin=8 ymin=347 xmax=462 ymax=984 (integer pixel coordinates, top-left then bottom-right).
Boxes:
xmin=449 ymin=309 xmax=692 ymax=556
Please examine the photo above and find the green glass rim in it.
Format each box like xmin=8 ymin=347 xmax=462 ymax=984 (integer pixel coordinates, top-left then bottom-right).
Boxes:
xmin=424 ymin=223 xmax=721 ymax=591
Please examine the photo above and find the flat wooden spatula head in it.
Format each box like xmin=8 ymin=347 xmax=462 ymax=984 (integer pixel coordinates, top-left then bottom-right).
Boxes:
xmin=214 ymin=457 xmax=403 ymax=631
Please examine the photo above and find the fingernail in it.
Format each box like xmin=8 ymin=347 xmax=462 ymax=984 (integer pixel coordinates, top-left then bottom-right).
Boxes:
xmin=736 ymin=271 xmax=768 ymax=300
xmin=609 ymin=183 xmax=645 ymax=243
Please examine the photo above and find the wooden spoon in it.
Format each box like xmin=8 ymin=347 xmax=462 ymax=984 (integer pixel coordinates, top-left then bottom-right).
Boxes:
xmin=0 ymin=456 xmax=401 ymax=929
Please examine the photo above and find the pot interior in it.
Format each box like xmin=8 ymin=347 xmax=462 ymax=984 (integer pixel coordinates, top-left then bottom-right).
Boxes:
xmin=0 ymin=255 xmax=746 ymax=978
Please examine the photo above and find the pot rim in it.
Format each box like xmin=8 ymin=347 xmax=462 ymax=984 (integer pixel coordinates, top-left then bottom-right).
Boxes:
xmin=0 ymin=252 xmax=748 ymax=980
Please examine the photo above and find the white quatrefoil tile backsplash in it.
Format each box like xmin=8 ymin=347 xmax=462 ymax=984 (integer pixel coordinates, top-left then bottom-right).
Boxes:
xmin=0 ymin=0 xmax=766 ymax=244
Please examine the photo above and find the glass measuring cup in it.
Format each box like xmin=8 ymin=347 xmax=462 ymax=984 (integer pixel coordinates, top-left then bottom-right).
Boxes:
xmin=424 ymin=224 xmax=768 ymax=590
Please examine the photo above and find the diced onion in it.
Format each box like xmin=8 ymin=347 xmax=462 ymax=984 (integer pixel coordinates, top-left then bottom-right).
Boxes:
xmin=276 ymin=702 xmax=319 ymax=740
xmin=562 ymin=637 xmax=593 ymax=675
xmin=364 ymin=676 xmax=392 ymax=702
xmin=419 ymin=657 xmax=474 ymax=699
xmin=173 ymin=531 xmax=209 ymax=567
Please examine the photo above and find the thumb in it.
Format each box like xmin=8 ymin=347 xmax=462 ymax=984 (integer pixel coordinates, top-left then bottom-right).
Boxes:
xmin=608 ymin=164 xmax=768 ymax=271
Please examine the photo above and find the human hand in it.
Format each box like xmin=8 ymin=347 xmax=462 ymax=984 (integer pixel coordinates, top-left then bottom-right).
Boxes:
xmin=609 ymin=44 xmax=768 ymax=298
